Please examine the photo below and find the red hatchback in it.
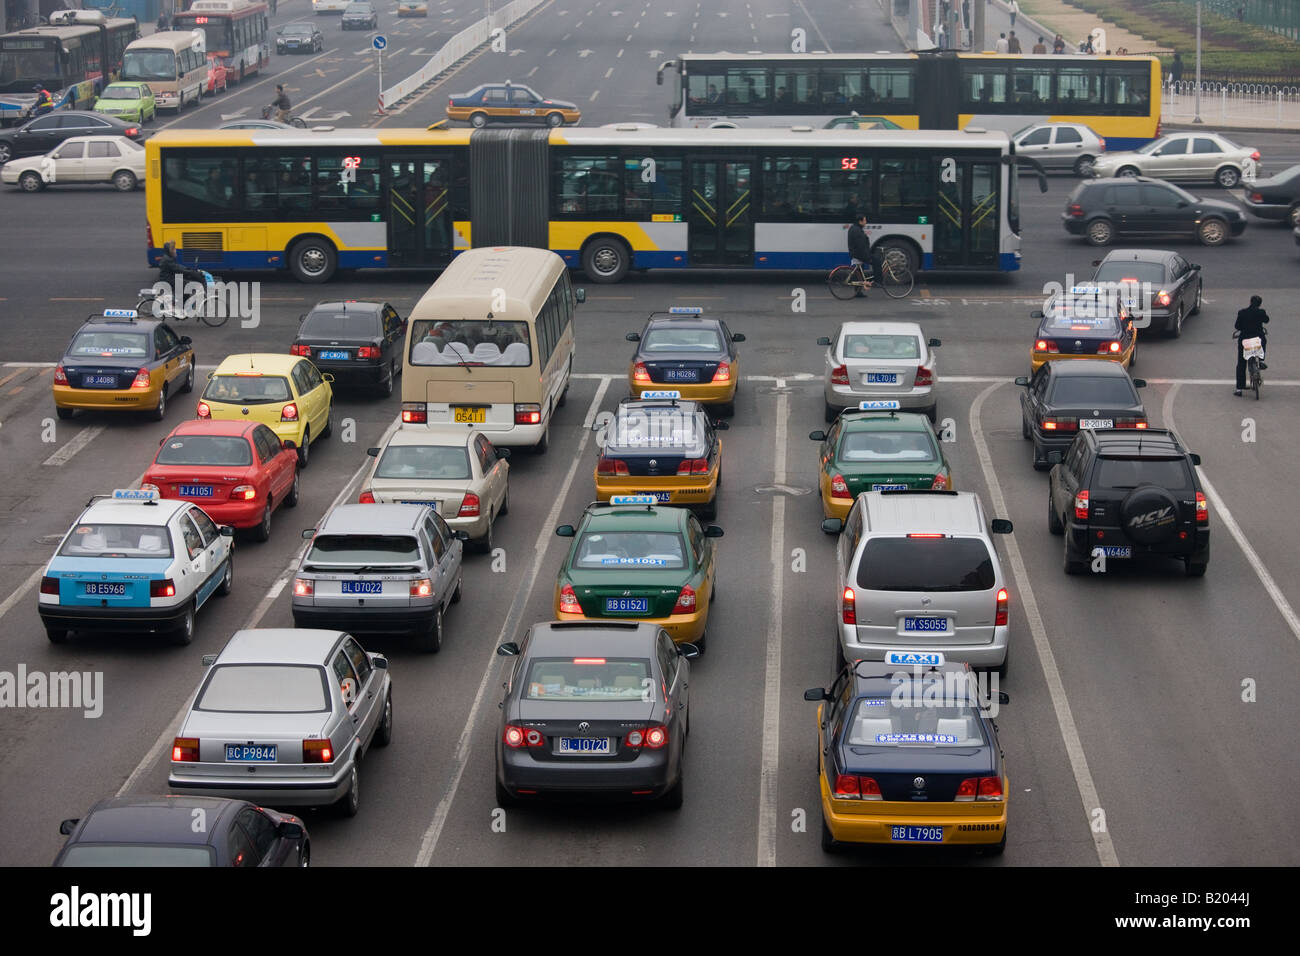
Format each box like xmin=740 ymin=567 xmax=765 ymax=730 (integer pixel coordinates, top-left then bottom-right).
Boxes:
xmin=142 ymin=420 xmax=299 ymax=541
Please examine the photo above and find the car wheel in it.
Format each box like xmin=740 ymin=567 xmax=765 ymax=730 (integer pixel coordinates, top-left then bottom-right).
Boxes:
xmin=450 ymin=572 xmax=462 ymax=604
xmin=1185 ymin=558 xmax=1208 ymax=578
xmin=252 ymin=501 xmax=272 ymax=541
xmin=693 ymin=630 xmax=707 ymax=655
xmin=1031 ymin=441 xmax=1047 ymax=471
xmin=699 ymin=495 xmax=717 ymax=521
xmin=179 ymin=361 xmax=195 ymax=394
xmin=495 ymin=778 xmax=518 ymax=808
xmin=532 ymin=421 xmax=549 ymax=454
xmin=112 ymin=169 xmax=136 ymax=191
xmin=1166 ymin=305 xmax=1184 ymax=338
xmin=289 ymin=237 xmax=337 ymax=283
xmin=320 ymin=404 xmax=333 ymax=439
xmin=151 ymin=385 xmax=167 ymax=422
xmin=377 ymin=362 xmax=395 ymax=397
xmin=1047 ymin=489 xmax=1064 ymax=535
xmin=217 ymin=554 xmax=234 ymax=595
xmin=18 ymin=170 xmax=44 ymax=192
xmin=1197 ymin=218 xmax=1228 ymax=246
xmin=286 ymin=469 xmax=300 ymax=507
xmin=375 ymin=690 xmax=393 ymax=747
xmin=297 ymin=429 xmax=311 ymax=468
xmin=1117 ymin=165 xmax=1139 ymax=178
xmin=172 ymin=601 xmax=196 ymax=645
xmin=1073 ymin=155 xmax=1095 ymax=176
xmin=824 ymin=401 xmax=838 ymax=424
xmin=470 ymin=111 xmax=488 ymax=128
xmin=299 ymin=843 xmax=310 ymax=867
xmin=1214 ymin=165 xmax=1240 ymax=188
xmin=1128 ymin=343 xmax=1136 ymax=368
xmin=475 ymin=513 xmax=494 ymax=554
xmin=820 ymin=814 xmax=841 ymax=853
xmin=45 ymin=627 xmax=70 ymax=645
xmin=56 ymin=406 xmax=74 ymax=420
xmin=1021 ymin=412 xmax=1030 ymax=439
xmin=338 ymin=759 xmax=360 ymax=817
xmin=581 ymin=235 xmax=632 ymax=283
xmin=499 ymin=485 xmax=509 ymax=516
xmin=717 ymin=399 xmax=735 ymax=418
xmin=996 ymin=641 xmax=1009 ymax=679
xmin=925 ymin=404 xmax=937 ymax=424
xmin=546 ymin=111 xmax=564 ymax=127
xmin=1189 ymin=282 xmax=1202 ymax=316
xmin=1063 ymin=536 xmax=1087 ymax=575
xmin=1287 ymin=204 xmax=1300 ymax=229
xmin=415 ymin=602 xmax=443 ymax=653
xmin=660 ymin=765 xmax=684 ymax=810
xmin=984 ymin=831 xmax=1008 ymax=856
xmin=1085 ymin=218 xmax=1114 ymax=245
xmin=0 ymin=144 xmax=12 ymax=164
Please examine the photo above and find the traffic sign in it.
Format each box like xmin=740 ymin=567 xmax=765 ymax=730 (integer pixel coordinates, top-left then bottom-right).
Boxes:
xmin=373 ymin=35 xmax=387 ymax=51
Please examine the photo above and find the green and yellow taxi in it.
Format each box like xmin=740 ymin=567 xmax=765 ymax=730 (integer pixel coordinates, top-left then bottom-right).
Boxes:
xmin=53 ymin=310 xmax=195 ymax=421
xmin=809 ymin=401 xmax=952 ymax=521
xmin=594 ymin=392 xmax=727 ymax=520
xmin=626 ymin=307 xmax=745 ymax=416
xmin=93 ymin=82 xmax=156 ymax=124
xmin=197 ymin=354 xmax=334 ymax=468
xmin=554 ymin=497 xmax=723 ymax=651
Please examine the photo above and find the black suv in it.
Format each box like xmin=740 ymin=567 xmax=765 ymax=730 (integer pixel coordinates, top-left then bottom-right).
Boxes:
xmin=1062 ymin=177 xmax=1247 ymax=247
xmin=1047 ymin=428 xmax=1208 ymax=577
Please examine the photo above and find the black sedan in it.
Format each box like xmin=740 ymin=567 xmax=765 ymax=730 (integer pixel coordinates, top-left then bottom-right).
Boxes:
xmin=0 ymin=111 xmax=142 ymax=165
xmin=625 ymin=308 xmax=745 ymax=416
xmin=1017 ymin=360 xmax=1148 ymax=470
xmin=1089 ymin=248 xmax=1203 ymax=338
xmin=276 ymin=23 xmax=323 ymax=54
xmin=341 ymin=0 xmax=378 ymax=28
xmin=1244 ymin=162 xmax=1300 ymax=229
xmin=291 ymin=300 xmax=406 ymax=396
xmin=53 ymin=795 xmax=309 ymax=866
xmin=495 ymin=620 xmax=697 ymax=807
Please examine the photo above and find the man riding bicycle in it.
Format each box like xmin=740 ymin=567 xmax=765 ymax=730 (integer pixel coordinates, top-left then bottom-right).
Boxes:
xmin=847 ymin=213 xmax=872 ymax=298
xmin=1233 ymin=294 xmax=1269 ymax=396
xmin=271 ymin=84 xmax=291 ymax=123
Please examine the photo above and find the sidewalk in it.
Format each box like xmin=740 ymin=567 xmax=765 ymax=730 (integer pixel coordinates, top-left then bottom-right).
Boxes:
xmin=1006 ymin=0 xmax=1171 ymax=54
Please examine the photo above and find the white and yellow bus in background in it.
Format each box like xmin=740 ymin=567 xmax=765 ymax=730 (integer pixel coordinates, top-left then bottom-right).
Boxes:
xmin=121 ymin=31 xmax=208 ymax=111
xmin=401 ymin=247 xmax=582 ymax=453
xmin=311 ymin=0 xmax=350 ymax=12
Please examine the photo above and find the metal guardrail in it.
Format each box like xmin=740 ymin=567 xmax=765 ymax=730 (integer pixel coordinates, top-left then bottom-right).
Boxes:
xmin=380 ymin=0 xmax=544 ymax=113
xmin=1163 ymin=80 xmax=1300 ymax=123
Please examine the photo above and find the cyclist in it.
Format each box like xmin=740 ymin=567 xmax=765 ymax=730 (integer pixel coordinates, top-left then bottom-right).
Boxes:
xmin=157 ymin=240 xmax=207 ymax=286
xmin=271 ymin=84 xmax=291 ymax=123
xmin=1233 ymin=294 xmax=1269 ymax=396
xmin=846 ymin=213 xmax=872 ymax=298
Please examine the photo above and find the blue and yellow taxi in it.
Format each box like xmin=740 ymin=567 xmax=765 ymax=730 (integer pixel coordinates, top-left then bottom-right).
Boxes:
xmin=1030 ymin=287 xmax=1137 ymax=373
xmin=806 ymin=652 xmax=1009 ymax=854
xmin=37 ymin=489 xmax=234 ymax=645
xmin=626 ymin=307 xmax=745 ymax=416
xmin=53 ymin=311 xmax=196 ymax=421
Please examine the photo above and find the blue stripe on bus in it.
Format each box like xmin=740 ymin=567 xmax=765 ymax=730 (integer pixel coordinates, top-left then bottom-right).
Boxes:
xmin=1103 ymin=137 xmax=1153 ymax=151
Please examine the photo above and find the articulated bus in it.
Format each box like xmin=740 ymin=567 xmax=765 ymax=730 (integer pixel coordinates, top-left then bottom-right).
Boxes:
xmin=0 ymin=10 xmax=137 ymax=124
xmin=658 ymin=52 xmax=1161 ymax=149
xmin=144 ymin=125 xmax=1039 ymax=283
xmin=122 ymin=31 xmax=208 ymax=111
xmin=172 ymin=0 xmax=268 ymax=84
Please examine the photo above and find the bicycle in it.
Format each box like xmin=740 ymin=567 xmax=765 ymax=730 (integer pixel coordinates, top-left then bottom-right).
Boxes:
xmin=262 ymin=104 xmax=308 ymax=128
xmin=827 ymin=255 xmax=914 ymax=300
xmin=136 ymin=271 xmax=230 ymax=328
xmin=1235 ymin=331 xmax=1265 ymax=400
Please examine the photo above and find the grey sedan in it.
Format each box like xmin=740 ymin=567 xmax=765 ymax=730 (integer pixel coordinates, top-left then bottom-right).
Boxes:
xmin=1091 ymin=132 xmax=1260 ymax=188
xmin=1013 ymin=122 xmax=1106 ymax=176
xmin=818 ymin=321 xmax=942 ymax=423
xmin=168 ymin=628 xmax=392 ymax=817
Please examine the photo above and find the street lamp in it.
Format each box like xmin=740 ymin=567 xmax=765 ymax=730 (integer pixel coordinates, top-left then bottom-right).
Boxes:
xmin=1193 ymin=0 xmax=1203 ymax=123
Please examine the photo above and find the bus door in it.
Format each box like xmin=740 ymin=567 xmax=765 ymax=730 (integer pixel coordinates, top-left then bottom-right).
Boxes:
xmin=385 ymin=155 xmax=454 ymax=268
xmin=686 ymin=158 xmax=753 ymax=267
xmin=932 ymin=158 xmax=1000 ymax=269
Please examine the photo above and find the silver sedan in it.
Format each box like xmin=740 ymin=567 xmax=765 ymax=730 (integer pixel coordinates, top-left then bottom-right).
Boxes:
xmin=1012 ymin=122 xmax=1106 ymax=176
xmin=1091 ymin=132 xmax=1260 ymax=188
xmin=168 ymin=628 xmax=392 ymax=818
xmin=818 ymin=321 xmax=942 ymax=423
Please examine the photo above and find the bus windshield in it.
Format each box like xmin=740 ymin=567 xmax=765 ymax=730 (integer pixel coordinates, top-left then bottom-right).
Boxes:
xmin=0 ymin=44 xmax=61 ymax=91
xmin=123 ymin=49 xmax=176 ymax=81
xmin=172 ymin=16 xmax=229 ymax=54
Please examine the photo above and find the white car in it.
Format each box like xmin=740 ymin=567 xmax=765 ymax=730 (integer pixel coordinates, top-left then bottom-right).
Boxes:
xmin=359 ymin=427 xmax=510 ymax=551
xmin=1090 ymin=132 xmax=1261 ymax=188
xmin=37 ymin=488 xmax=234 ymax=645
xmin=1 ymin=134 xmax=146 ymax=192
xmin=818 ymin=321 xmax=942 ymax=423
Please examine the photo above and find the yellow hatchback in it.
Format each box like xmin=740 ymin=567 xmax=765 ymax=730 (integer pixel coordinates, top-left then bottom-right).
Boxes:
xmin=197 ymin=354 xmax=334 ymax=467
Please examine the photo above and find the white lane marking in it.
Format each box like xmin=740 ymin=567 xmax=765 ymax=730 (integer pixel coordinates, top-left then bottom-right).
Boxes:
xmin=970 ymin=382 xmax=1119 ymax=867
xmin=116 ymin=414 xmax=402 ymax=799
xmin=604 ymin=66 xmax=614 ymax=78
xmin=415 ymin=376 xmax=612 ymax=867
xmin=526 ymin=65 xmax=538 ymax=77
xmin=589 ymin=90 xmax=600 ymax=102
xmin=0 ymin=568 xmax=43 ymax=625
xmin=795 ymin=0 xmax=834 ymax=52
xmin=1163 ymin=384 xmax=1300 ymax=643
xmin=617 ymin=48 xmax=624 ymax=57
xmin=294 ymin=63 xmax=374 ymax=111
xmin=43 ymin=426 xmax=105 ymax=466
xmin=757 ymin=384 xmax=789 ymax=867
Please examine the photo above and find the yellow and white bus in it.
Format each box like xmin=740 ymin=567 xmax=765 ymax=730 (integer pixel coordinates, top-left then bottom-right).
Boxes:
xmin=121 ymin=31 xmax=208 ymax=111
xmin=400 ymin=247 xmax=581 ymax=453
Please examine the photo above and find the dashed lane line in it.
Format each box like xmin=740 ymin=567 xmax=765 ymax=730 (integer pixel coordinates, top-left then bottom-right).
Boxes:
xmin=42 ymin=426 xmax=105 ymax=467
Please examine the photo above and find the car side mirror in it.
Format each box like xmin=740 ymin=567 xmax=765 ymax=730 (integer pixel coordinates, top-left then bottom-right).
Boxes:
xmin=1190 ymin=453 xmax=1201 ymax=466
xmin=201 ymin=654 xmax=217 ymax=667
xmin=1030 ymin=310 xmax=1044 ymax=319
xmin=372 ymin=655 xmax=388 ymax=669
xmin=497 ymin=447 xmax=511 ymax=460
xmin=821 ymin=518 xmax=843 ymax=535
xmin=283 ymin=439 xmax=296 ymax=450
xmin=1177 ymin=200 xmax=1189 ymax=208
xmin=1091 ymin=259 xmax=1101 ymax=267
xmin=180 ymin=335 xmax=192 ymax=345
xmin=366 ymin=447 xmax=380 ymax=457
xmin=816 ymin=336 xmax=832 ymax=346
xmin=302 ymin=529 xmax=316 ymax=539
xmin=928 ymin=338 xmax=941 ymax=347
xmin=990 ymin=518 xmax=1013 ymax=534
xmin=59 ymin=819 xmax=79 ymax=836
xmin=555 ymin=525 xmax=575 ymax=537
xmin=322 ymin=373 xmax=335 ymax=383
xmin=1014 ymin=376 xmax=1030 ymax=387
xmin=278 ymin=821 xmax=304 ymax=840
xmin=997 ymin=691 xmax=1011 ymax=705
xmin=625 ymin=332 xmax=640 ymax=341
xmin=1190 ymin=263 xmax=1201 ymax=271
xmin=454 ymin=530 xmax=470 ymax=541
xmin=704 ymin=525 xmax=724 ymax=537
xmin=1047 ymin=451 xmax=1063 ymax=464
xmin=809 ymin=430 xmax=826 ymax=441
xmin=298 ymin=313 xmax=306 ymax=322
xmin=497 ymin=641 xmax=521 ymax=656
xmin=575 ymin=288 xmax=586 ymax=304
xmin=678 ymin=642 xmax=700 ymax=659
xmin=732 ymin=333 xmax=746 ymax=342
xmin=220 ymin=525 xmax=234 ymax=537
xmin=712 ymin=419 xmax=730 ymax=430
xmin=1133 ymin=378 xmax=1147 ymax=388
xmin=804 ymin=687 xmax=828 ymax=701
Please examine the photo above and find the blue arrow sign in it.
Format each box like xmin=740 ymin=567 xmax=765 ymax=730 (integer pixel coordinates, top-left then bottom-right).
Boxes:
xmin=373 ymin=34 xmax=387 ymax=50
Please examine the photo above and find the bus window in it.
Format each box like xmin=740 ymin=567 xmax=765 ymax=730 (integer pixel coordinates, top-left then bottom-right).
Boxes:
xmin=725 ymin=67 xmax=767 ymax=108
xmin=621 ymin=154 xmax=683 ymax=217
xmin=555 ymin=154 xmax=620 ymax=216
xmin=1056 ymin=67 xmax=1102 ymax=108
xmin=878 ymin=158 xmax=930 ymax=217
xmin=162 ymin=155 xmax=239 ymax=222
xmin=815 ymin=155 xmax=873 ymax=219
xmin=774 ymin=68 xmax=818 ymax=112
xmin=761 ymin=155 xmax=814 ymax=219
xmin=819 ymin=69 xmax=863 ymax=109
xmin=408 ymin=319 xmax=532 ymax=367
xmin=865 ymin=66 xmax=913 ymax=107
xmin=1012 ymin=65 xmax=1052 ymax=106
xmin=964 ymin=69 xmax=1009 ymax=110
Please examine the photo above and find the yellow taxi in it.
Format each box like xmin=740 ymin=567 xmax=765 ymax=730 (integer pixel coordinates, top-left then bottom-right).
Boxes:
xmin=626 ymin=307 xmax=744 ymax=417
xmin=446 ymin=82 xmax=581 ymax=128
xmin=53 ymin=311 xmax=195 ymax=422
xmin=1030 ymin=288 xmax=1137 ymax=373
xmin=197 ymin=354 xmax=334 ymax=467
xmin=594 ymin=393 xmax=726 ymax=521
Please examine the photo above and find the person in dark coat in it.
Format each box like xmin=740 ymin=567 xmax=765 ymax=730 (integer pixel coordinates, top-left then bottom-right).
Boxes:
xmin=1233 ymin=295 xmax=1269 ymax=395
xmin=1170 ymin=51 xmax=1184 ymax=87
xmin=847 ymin=214 xmax=872 ymax=297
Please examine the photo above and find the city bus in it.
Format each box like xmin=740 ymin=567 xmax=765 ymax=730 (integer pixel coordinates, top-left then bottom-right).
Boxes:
xmin=172 ymin=0 xmax=268 ymax=84
xmin=400 ymin=247 xmax=578 ymax=453
xmin=0 ymin=10 xmax=137 ymax=124
xmin=144 ymin=125 xmax=1039 ymax=283
xmin=311 ymin=0 xmax=350 ymax=12
xmin=121 ymin=30 xmax=208 ymax=111
xmin=658 ymin=52 xmax=1161 ymax=149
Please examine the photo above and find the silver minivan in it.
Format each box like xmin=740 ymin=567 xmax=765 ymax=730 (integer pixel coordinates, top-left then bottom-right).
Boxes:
xmin=822 ymin=490 xmax=1013 ymax=674
xmin=292 ymin=503 xmax=466 ymax=652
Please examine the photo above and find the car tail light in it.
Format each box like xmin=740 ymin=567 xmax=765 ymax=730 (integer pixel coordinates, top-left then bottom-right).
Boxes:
xmin=858 ymin=776 xmax=882 ymax=799
xmin=978 ymin=776 xmax=1005 ymax=801
xmin=930 ymin=473 xmax=948 ymax=490
xmin=573 ymin=658 xmax=606 ymax=665
xmin=1042 ymin=417 xmax=1078 ymax=432
xmin=1067 ymin=203 xmax=1084 ymax=218
xmin=627 ymin=725 xmax=668 ymax=749
xmin=147 ymin=223 xmax=155 ymax=249
xmin=410 ymin=578 xmax=433 ymax=597
xmin=1035 ymin=340 xmax=1060 ymax=353
xmin=503 ymin=725 xmax=545 ymax=748
xmin=596 ymin=457 xmax=629 ymax=476
xmin=908 ymin=533 xmax=944 ymax=538
xmin=293 ymin=578 xmax=313 ymax=597
xmin=40 ymin=576 xmax=59 ymax=595
xmin=302 ymin=739 xmax=333 ymax=763
xmin=1155 ymin=290 xmax=1171 ymax=307
xmin=955 ymin=777 xmax=978 ymax=801
xmin=632 ymin=361 xmax=651 ymax=383
xmin=449 ymin=98 xmax=454 ymax=108
xmin=289 ymin=344 xmax=311 ymax=356
xmin=357 ymin=346 xmax=381 ymax=359
xmin=196 ymin=401 xmax=211 ymax=418
xmin=671 ymin=584 xmax=696 ymax=615
xmin=150 ymin=578 xmax=176 ymax=598
xmin=1115 ymin=417 xmax=1147 ymax=428
xmin=401 ymin=403 xmax=427 ymax=424
xmin=833 ymin=774 xmax=881 ymax=799
xmin=514 ymin=403 xmax=541 ymax=425
xmin=1098 ymin=341 xmax=1122 ymax=354
xmin=1248 ymin=191 xmax=1264 ymax=203
xmin=1155 ymin=119 xmax=1161 ymax=137
xmin=1196 ymin=491 xmax=1208 ymax=523
xmin=1250 ymin=150 xmax=1260 ymax=161
xmin=358 ymin=490 xmax=375 ymax=504
xmin=914 ymin=366 xmax=934 ymax=387
xmin=841 ymin=586 xmax=856 ymax=625
xmin=830 ymin=473 xmax=851 ymax=499
xmin=53 ymin=365 xmax=68 ymax=385
xmin=130 ymin=367 xmax=152 ymax=389
xmin=124 ymin=126 xmax=139 ymax=137
xmin=995 ymin=587 xmax=1009 ymax=627
xmin=231 ymin=485 xmax=256 ymax=501
xmin=830 ymin=364 xmax=849 ymax=386
xmin=280 ymin=402 xmax=298 ymax=422
xmin=558 ymin=583 xmax=582 ymax=614
xmin=1098 ymin=137 xmax=1106 ymax=151
xmin=458 ymin=492 xmax=480 ymax=517
xmin=172 ymin=737 xmax=199 ymax=762
xmin=140 ymin=482 xmax=160 ymax=495
xmin=1074 ymin=489 xmax=1090 ymax=521
xmin=711 ymin=362 xmax=731 ymax=383
xmin=676 ymin=458 xmax=709 ymax=475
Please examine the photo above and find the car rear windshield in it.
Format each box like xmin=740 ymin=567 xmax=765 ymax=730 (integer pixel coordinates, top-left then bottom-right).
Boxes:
xmin=59 ymin=845 xmax=214 ymax=866
xmin=202 ymin=375 xmax=291 ymax=404
xmin=156 ymin=435 xmax=253 ymax=467
xmin=856 ymin=537 xmax=995 ymax=591
xmin=607 ymin=407 xmax=704 ymax=451
xmin=1043 ymin=304 xmax=1122 ymax=331
xmin=523 ymin=658 xmax=653 ymax=701
xmin=196 ymin=664 xmax=328 ymax=712
xmin=69 ymin=331 xmax=149 ymax=358
xmin=1048 ymin=376 xmax=1136 ymax=405
xmin=1096 ymin=456 xmax=1193 ymax=490
xmin=840 ymin=429 xmax=937 ymax=462
xmin=59 ymin=523 xmax=172 ymax=558
xmin=408 ymin=319 xmax=532 ymax=366
xmin=301 ymin=311 xmax=380 ymax=338
xmin=844 ymin=695 xmax=986 ymax=747
xmin=842 ymin=334 xmax=920 ymax=360
xmin=1093 ymin=262 xmax=1166 ymax=284
xmin=574 ymin=531 xmax=687 ymax=570
xmin=642 ymin=327 xmax=722 ymax=352
xmin=375 ymin=444 xmax=470 ymax=480
xmin=306 ymin=534 xmax=422 ymax=565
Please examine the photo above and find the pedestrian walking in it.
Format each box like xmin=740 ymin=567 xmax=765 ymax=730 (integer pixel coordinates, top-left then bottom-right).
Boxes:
xmin=1170 ymin=50 xmax=1184 ymax=87
xmin=1032 ymin=36 xmax=1046 ymax=54
xmin=995 ymin=32 xmax=1009 ymax=53
xmin=1007 ymin=31 xmax=1022 ymax=53
xmin=1009 ymin=0 xmax=1019 ymax=27
xmin=1052 ymin=33 xmax=1066 ymax=54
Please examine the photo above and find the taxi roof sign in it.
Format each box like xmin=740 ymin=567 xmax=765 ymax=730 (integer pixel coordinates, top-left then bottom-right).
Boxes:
xmin=112 ymin=488 xmax=159 ymax=501
xmin=609 ymin=495 xmax=658 ymax=505
xmin=102 ymin=309 xmax=138 ymax=318
xmin=668 ymin=306 xmax=703 ymax=315
xmin=858 ymin=400 xmax=901 ymax=410
xmin=885 ymin=650 xmax=945 ymax=667
xmin=640 ymin=390 xmax=681 ymax=400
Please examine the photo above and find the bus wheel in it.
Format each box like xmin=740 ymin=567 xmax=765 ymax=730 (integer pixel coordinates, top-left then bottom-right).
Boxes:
xmin=289 ymin=238 xmax=337 ymax=283
xmin=874 ymin=240 xmax=918 ymax=277
xmin=581 ymin=236 xmax=631 ymax=283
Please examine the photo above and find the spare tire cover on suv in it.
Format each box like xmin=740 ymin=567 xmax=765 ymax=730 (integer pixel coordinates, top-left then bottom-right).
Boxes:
xmin=1119 ymin=484 xmax=1181 ymax=545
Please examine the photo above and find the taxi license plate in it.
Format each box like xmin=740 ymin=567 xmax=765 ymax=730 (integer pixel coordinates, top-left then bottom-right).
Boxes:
xmin=636 ymin=491 xmax=672 ymax=502
xmin=454 ymin=406 xmax=487 ymax=423
xmin=558 ymin=737 xmax=611 ymax=755
xmin=1080 ymin=419 xmax=1113 ymax=429
xmin=225 ymin=744 xmax=276 ymax=762
xmin=84 ymin=582 xmax=126 ymax=595
xmin=606 ymin=598 xmax=648 ymax=613
xmin=665 ymin=369 xmax=699 ymax=382
xmin=180 ymin=485 xmax=214 ymax=497
xmin=342 ymin=580 xmax=382 ymax=594
xmin=872 ymin=483 xmax=908 ymax=491
xmin=903 ymin=616 xmax=947 ymax=632
xmin=318 ymin=350 xmax=350 ymax=361
xmin=1099 ymin=546 xmax=1132 ymax=558
xmin=85 ymin=375 xmax=118 ymax=387
xmin=891 ymin=826 xmax=944 ymax=843
xmin=866 ymin=373 xmax=898 ymax=384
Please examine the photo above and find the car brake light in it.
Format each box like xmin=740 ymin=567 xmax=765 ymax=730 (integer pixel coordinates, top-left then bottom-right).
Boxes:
xmin=40 ymin=576 xmax=59 ymax=595
xmin=1074 ymin=489 xmax=1090 ymax=521
xmin=858 ymin=776 xmax=882 ymax=799
xmin=196 ymin=401 xmax=210 ymax=418
xmin=1250 ymin=150 xmax=1260 ymax=161
xmin=172 ymin=737 xmax=199 ymax=762
xmin=978 ymin=776 xmax=1005 ymax=800
xmin=124 ymin=126 xmax=139 ymax=137
xmin=359 ymin=490 xmax=375 ymax=504
xmin=357 ymin=346 xmax=381 ymax=359
xmin=401 ymin=403 xmax=427 ymax=424
xmin=504 ymin=725 xmax=545 ymax=748
xmin=574 ymin=658 xmax=606 ymax=665
xmin=841 ymin=586 xmax=855 ymax=625
xmin=293 ymin=578 xmax=313 ymax=597
xmin=1248 ymin=191 xmax=1264 ymax=203
xmin=514 ymin=403 xmax=541 ymax=425
xmin=1098 ymin=137 xmax=1106 ymax=150
xmin=908 ymin=533 xmax=944 ymax=538
xmin=302 ymin=739 xmax=333 ymax=763
xmin=834 ymin=773 xmax=860 ymax=797
xmin=1196 ymin=491 xmax=1208 ymax=523
xmin=410 ymin=578 xmax=433 ymax=597
xmin=458 ymin=492 xmax=480 ymax=517
xmin=995 ymin=587 xmax=1008 ymax=627
xmin=1067 ymin=203 xmax=1084 ymax=218
xmin=676 ymin=458 xmax=709 ymax=475
xmin=53 ymin=365 xmax=68 ymax=385
xmin=1097 ymin=341 xmax=1122 ymax=354
xmin=596 ymin=457 xmax=629 ymax=476
xmin=914 ymin=366 xmax=934 ymax=387
xmin=558 ymin=583 xmax=582 ymax=614
xmin=1042 ymin=417 xmax=1078 ymax=432
xmin=830 ymin=364 xmax=849 ymax=386
xmin=1115 ymin=417 xmax=1147 ymax=428
xmin=830 ymin=473 xmax=851 ymax=499
xmin=671 ymin=584 xmax=696 ymax=615
xmin=632 ymin=361 xmax=651 ymax=383
xmin=130 ymin=367 xmax=152 ymax=389
xmin=711 ymin=362 xmax=731 ymax=383
xmin=1035 ymin=340 xmax=1060 ymax=353
xmin=626 ymin=725 xmax=668 ymax=749
xmin=1155 ymin=119 xmax=1161 ymax=137
xmin=147 ymin=223 xmax=155 ymax=248
xmin=1155 ymin=291 xmax=1171 ymax=306
xmin=955 ymin=777 xmax=978 ymax=801
xmin=930 ymin=473 xmax=948 ymax=490
xmin=289 ymin=344 xmax=311 ymax=356
xmin=231 ymin=485 xmax=256 ymax=501
xmin=150 ymin=578 xmax=175 ymax=598
xmin=280 ymin=402 xmax=298 ymax=422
